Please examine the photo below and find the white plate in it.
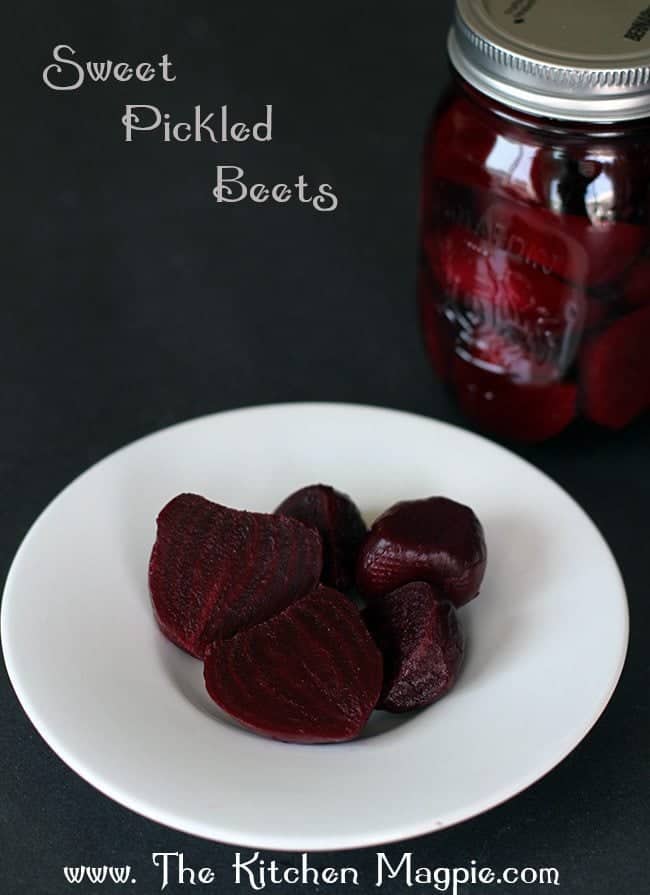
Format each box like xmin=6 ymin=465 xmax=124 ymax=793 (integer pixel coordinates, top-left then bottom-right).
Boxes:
xmin=1 ymin=403 xmax=628 ymax=850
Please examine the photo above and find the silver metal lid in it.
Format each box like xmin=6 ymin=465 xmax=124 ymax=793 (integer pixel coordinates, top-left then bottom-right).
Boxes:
xmin=449 ymin=0 xmax=650 ymax=122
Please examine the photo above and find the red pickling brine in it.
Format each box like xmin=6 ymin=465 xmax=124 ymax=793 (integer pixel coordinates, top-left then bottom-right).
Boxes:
xmin=419 ymin=1 xmax=650 ymax=440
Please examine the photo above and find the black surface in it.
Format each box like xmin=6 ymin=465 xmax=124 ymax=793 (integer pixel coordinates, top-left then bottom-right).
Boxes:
xmin=2 ymin=2 xmax=648 ymax=893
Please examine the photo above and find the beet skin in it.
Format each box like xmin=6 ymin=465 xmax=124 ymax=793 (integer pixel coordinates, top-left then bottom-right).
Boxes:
xmin=275 ymin=484 xmax=367 ymax=591
xmin=357 ymin=496 xmax=487 ymax=606
xmin=204 ymin=586 xmax=383 ymax=743
xmin=364 ymin=582 xmax=464 ymax=713
xmin=149 ymin=493 xmax=322 ymax=658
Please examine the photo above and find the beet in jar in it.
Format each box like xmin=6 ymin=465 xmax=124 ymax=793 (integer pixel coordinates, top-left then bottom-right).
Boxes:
xmin=420 ymin=0 xmax=650 ymax=441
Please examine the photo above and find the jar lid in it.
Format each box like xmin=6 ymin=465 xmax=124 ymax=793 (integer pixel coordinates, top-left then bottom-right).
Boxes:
xmin=449 ymin=0 xmax=650 ymax=122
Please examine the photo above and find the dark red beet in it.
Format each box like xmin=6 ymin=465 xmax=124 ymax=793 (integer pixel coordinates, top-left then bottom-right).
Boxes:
xmin=204 ymin=586 xmax=382 ymax=743
xmin=529 ymin=143 xmax=650 ymax=227
xmin=581 ymin=304 xmax=650 ymax=429
xmin=459 ymin=325 xmax=560 ymax=386
xmin=149 ymin=493 xmax=322 ymax=658
xmin=476 ymin=200 xmax=644 ymax=288
xmin=357 ymin=497 xmax=487 ymax=607
xmin=584 ymin=293 xmax=613 ymax=332
xmin=543 ymin=213 xmax=642 ymax=288
xmin=364 ymin=582 xmax=464 ymax=713
xmin=429 ymin=94 xmax=501 ymax=197
xmin=452 ymin=354 xmax=578 ymax=442
xmin=471 ymin=202 xmax=580 ymax=283
xmin=624 ymin=256 xmax=650 ymax=309
xmin=424 ymin=226 xmax=585 ymax=354
xmin=275 ymin=484 xmax=366 ymax=591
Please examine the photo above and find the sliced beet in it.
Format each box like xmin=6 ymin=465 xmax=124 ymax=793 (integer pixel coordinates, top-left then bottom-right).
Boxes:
xmin=580 ymin=304 xmax=650 ymax=429
xmin=357 ymin=497 xmax=487 ymax=607
xmin=275 ymin=484 xmax=366 ymax=591
xmin=364 ymin=582 xmax=464 ymax=713
xmin=204 ymin=586 xmax=383 ymax=743
xmin=149 ymin=493 xmax=322 ymax=658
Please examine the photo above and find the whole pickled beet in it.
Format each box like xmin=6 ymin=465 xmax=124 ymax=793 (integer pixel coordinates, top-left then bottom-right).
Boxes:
xmin=624 ymin=256 xmax=650 ymax=309
xmin=458 ymin=326 xmax=559 ymax=386
xmin=275 ymin=484 xmax=366 ymax=591
xmin=149 ymin=493 xmax=322 ymax=658
xmin=581 ymin=304 xmax=650 ymax=429
xmin=429 ymin=94 xmax=496 ymax=193
xmin=488 ymin=203 xmax=644 ymax=288
xmin=452 ymin=354 xmax=578 ymax=442
xmin=428 ymin=92 xmax=542 ymax=206
xmin=357 ymin=497 xmax=487 ymax=607
xmin=530 ymin=145 xmax=650 ymax=226
xmin=471 ymin=201 xmax=581 ymax=283
xmin=364 ymin=582 xmax=464 ymax=713
xmin=204 ymin=586 xmax=382 ymax=743
xmin=424 ymin=226 xmax=585 ymax=358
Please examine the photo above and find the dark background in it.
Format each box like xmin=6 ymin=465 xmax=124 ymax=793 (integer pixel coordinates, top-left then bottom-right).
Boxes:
xmin=2 ymin=2 xmax=648 ymax=893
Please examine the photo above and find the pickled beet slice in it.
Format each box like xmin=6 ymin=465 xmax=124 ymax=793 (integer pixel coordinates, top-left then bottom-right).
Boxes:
xmin=149 ymin=493 xmax=322 ymax=658
xmin=364 ymin=582 xmax=464 ymax=713
xmin=204 ymin=586 xmax=383 ymax=743
xmin=581 ymin=304 xmax=650 ymax=429
xmin=356 ymin=497 xmax=487 ymax=607
xmin=452 ymin=354 xmax=578 ymax=442
xmin=275 ymin=484 xmax=366 ymax=591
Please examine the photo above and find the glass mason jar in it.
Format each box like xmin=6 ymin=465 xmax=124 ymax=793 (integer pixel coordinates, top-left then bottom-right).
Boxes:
xmin=419 ymin=0 xmax=650 ymax=441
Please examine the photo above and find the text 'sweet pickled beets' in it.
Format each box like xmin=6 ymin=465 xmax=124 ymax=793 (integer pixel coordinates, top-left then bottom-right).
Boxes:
xmin=420 ymin=0 xmax=650 ymax=441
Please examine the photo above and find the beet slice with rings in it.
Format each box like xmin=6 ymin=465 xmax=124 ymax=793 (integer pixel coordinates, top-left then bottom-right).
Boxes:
xmin=356 ymin=497 xmax=487 ymax=607
xmin=149 ymin=493 xmax=322 ymax=658
xmin=275 ymin=484 xmax=367 ymax=591
xmin=204 ymin=586 xmax=383 ymax=744
xmin=364 ymin=582 xmax=464 ymax=713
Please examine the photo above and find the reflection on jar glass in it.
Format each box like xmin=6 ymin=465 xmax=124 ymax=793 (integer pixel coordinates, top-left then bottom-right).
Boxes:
xmin=419 ymin=0 xmax=650 ymax=441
